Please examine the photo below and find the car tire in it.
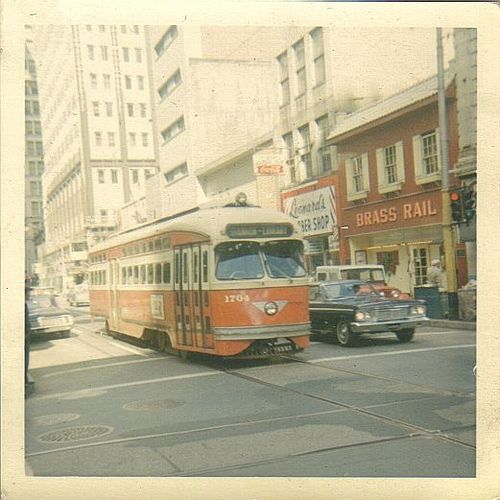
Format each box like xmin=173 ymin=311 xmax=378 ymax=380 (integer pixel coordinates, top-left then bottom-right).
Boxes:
xmin=396 ymin=328 xmax=415 ymax=343
xmin=336 ymin=321 xmax=358 ymax=347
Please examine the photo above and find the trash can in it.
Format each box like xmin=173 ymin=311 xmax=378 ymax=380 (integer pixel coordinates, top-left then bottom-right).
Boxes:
xmin=414 ymin=285 xmax=443 ymax=319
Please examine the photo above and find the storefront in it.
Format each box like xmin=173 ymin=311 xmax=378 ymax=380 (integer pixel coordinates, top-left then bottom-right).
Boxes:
xmin=281 ymin=177 xmax=339 ymax=272
xmin=342 ymin=189 xmax=450 ymax=295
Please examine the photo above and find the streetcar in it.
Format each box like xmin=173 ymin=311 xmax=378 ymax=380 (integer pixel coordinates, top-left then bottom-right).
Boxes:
xmin=88 ymin=193 xmax=311 ymax=358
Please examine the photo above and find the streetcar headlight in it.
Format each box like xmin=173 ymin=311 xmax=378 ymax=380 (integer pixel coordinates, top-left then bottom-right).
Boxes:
xmin=354 ymin=311 xmax=371 ymax=321
xmin=410 ymin=305 xmax=426 ymax=316
xmin=264 ymin=301 xmax=278 ymax=316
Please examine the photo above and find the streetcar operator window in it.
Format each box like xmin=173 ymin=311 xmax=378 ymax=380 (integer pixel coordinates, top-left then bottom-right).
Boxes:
xmin=215 ymin=242 xmax=264 ymax=280
xmin=263 ymin=240 xmax=306 ymax=278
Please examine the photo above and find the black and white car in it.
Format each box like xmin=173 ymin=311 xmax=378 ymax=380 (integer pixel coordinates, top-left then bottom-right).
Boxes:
xmin=28 ymin=292 xmax=74 ymax=339
xmin=309 ymin=280 xmax=428 ymax=346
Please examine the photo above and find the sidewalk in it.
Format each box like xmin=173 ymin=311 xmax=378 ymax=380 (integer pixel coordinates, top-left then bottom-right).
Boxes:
xmin=428 ymin=319 xmax=476 ymax=331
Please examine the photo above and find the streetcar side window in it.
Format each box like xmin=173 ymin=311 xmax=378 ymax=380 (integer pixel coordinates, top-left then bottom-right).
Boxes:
xmin=127 ymin=266 xmax=133 ymax=285
xmin=122 ymin=268 xmax=126 ymax=285
xmin=147 ymin=264 xmax=154 ymax=284
xmin=140 ymin=265 xmax=146 ymax=284
xmin=162 ymin=262 xmax=171 ymax=284
xmin=193 ymin=250 xmax=199 ymax=284
xmin=202 ymin=251 xmax=208 ymax=283
xmin=215 ymin=242 xmax=264 ymax=280
xmin=133 ymin=266 xmax=139 ymax=284
xmin=175 ymin=253 xmax=180 ymax=284
xmin=154 ymin=263 xmax=162 ymax=284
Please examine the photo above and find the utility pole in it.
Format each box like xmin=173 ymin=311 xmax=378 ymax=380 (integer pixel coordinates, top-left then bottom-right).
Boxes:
xmin=437 ymin=28 xmax=459 ymax=319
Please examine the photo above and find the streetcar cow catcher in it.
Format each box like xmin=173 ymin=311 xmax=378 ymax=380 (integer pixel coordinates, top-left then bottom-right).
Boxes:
xmin=88 ymin=194 xmax=311 ymax=358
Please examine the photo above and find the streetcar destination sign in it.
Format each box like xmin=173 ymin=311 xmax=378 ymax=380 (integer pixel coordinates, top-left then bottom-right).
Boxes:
xmin=226 ymin=223 xmax=292 ymax=238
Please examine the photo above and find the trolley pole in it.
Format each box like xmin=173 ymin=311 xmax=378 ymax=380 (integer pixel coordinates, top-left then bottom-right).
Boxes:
xmin=437 ymin=28 xmax=459 ymax=319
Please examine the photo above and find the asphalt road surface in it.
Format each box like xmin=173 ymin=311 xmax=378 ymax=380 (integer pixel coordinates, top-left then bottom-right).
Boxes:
xmin=25 ymin=305 xmax=476 ymax=478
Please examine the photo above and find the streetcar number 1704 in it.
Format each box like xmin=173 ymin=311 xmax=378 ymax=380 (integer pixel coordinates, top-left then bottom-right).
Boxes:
xmin=224 ymin=294 xmax=250 ymax=303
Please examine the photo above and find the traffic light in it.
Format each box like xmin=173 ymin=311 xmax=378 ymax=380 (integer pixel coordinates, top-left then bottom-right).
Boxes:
xmin=462 ymin=184 xmax=476 ymax=224
xmin=449 ymin=189 xmax=463 ymax=224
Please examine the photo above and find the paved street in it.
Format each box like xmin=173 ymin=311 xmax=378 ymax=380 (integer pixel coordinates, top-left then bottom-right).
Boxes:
xmin=25 ymin=305 xmax=476 ymax=477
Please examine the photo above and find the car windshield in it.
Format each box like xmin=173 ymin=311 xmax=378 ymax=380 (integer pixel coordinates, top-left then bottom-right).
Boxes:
xmin=340 ymin=268 xmax=385 ymax=282
xmin=322 ymin=282 xmax=379 ymax=299
xmin=29 ymin=295 xmax=54 ymax=309
xmin=262 ymin=240 xmax=306 ymax=278
xmin=215 ymin=242 xmax=264 ymax=280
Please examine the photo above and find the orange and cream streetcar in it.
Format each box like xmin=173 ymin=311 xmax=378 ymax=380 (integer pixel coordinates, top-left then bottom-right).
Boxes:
xmin=88 ymin=194 xmax=311 ymax=358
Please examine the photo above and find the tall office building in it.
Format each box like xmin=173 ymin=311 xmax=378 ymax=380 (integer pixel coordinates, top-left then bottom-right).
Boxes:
xmin=32 ymin=24 xmax=158 ymax=291
xmin=25 ymin=27 xmax=45 ymax=282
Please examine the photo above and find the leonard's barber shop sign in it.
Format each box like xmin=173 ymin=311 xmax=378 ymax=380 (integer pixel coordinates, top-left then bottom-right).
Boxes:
xmin=284 ymin=186 xmax=338 ymax=239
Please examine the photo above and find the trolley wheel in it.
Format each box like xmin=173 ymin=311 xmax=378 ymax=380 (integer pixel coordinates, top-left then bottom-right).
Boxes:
xmin=396 ymin=328 xmax=415 ymax=343
xmin=104 ymin=321 xmax=116 ymax=338
xmin=336 ymin=321 xmax=358 ymax=347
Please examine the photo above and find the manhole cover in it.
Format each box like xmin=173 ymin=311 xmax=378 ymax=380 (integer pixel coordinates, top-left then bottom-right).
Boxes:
xmin=37 ymin=425 xmax=113 ymax=443
xmin=32 ymin=413 xmax=81 ymax=427
xmin=123 ymin=399 xmax=184 ymax=411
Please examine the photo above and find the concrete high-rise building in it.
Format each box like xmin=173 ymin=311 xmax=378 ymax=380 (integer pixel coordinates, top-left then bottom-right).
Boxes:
xmin=25 ymin=26 xmax=45 ymax=282
xmin=31 ymin=24 xmax=158 ymax=291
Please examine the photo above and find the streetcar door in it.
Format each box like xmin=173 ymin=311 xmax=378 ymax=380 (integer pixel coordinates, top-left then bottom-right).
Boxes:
xmin=109 ymin=259 xmax=119 ymax=330
xmin=173 ymin=245 xmax=193 ymax=347
xmin=192 ymin=244 xmax=212 ymax=348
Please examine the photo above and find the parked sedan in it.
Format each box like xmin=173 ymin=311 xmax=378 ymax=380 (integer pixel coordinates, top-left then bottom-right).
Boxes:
xmin=28 ymin=293 xmax=74 ymax=339
xmin=309 ymin=280 xmax=428 ymax=346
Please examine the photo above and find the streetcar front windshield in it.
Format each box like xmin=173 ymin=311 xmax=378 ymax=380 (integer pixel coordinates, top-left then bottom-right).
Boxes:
xmin=263 ymin=240 xmax=306 ymax=278
xmin=215 ymin=242 xmax=264 ymax=280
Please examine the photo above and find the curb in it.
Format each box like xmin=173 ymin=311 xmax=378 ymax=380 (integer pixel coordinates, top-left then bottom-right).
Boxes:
xmin=428 ymin=319 xmax=476 ymax=331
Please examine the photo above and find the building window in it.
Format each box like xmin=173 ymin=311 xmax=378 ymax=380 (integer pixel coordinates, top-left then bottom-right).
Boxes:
xmin=311 ymin=28 xmax=325 ymax=86
xmin=294 ymin=39 xmax=306 ymax=97
xmin=95 ymin=132 xmax=102 ymax=146
xmin=164 ymin=162 xmax=188 ymax=183
xmin=103 ymin=74 xmax=111 ymax=89
xmin=98 ymin=169 xmax=105 ymax=183
xmin=90 ymin=73 xmax=97 ymax=88
xmin=131 ymin=169 xmax=139 ymax=184
xmin=384 ymin=145 xmax=397 ymax=183
xmin=31 ymin=201 xmax=42 ymax=215
xmin=161 ymin=116 xmax=185 ymax=143
xmin=315 ymin=114 xmax=332 ymax=173
xmin=277 ymin=52 xmax=290 ymax=106
xmin=125 ymin=75 xmax=132 ymax=89
xmin=129 ymin=132 xmax=136 ymax=146
xmin=139 ymin=103 xmax=146 ymax=117
xmin=283 ymin=133 xmax=295 ymax=183
xmin=413 ymin=248 xmax=428 ymax=286
xmin=100 ymin=46 xmax=108 ymax=61
xmin=154 ymin=25 xmax=178 ymax=57
xmin=34 ymin=121 xmax=41 ymax=135
xmin=87 ymin=45 xmax=94 ymax=60
xmin=32 ymin=101 xmax=39 ymax=115
xmin=35 ymin=141 xmax=43 ymax=156
xmin=127 ymin=103 xmax=134 ymax=117
xmin=111 ymin=169 xmax=118 ymax=183
xmin=376 ymin=142 xmax=406 ymax=192
xmin=92 ymin=101 xmax=100 ymax=117
xmin=120 ymin=25 xmax=126 ymax=34
xmin=30 ymin=181 xmax=41 ymax=195
xmin=122 ymin=47 xmax=130 ymax=62
xmin=25 ymin=100 xmax=31 ymax=115
xmin=346 ymin=153 xmax=370 ymax=201
xmin=141 ymin=133 xmax=148 ymax=146
xmin=413 ymin=129 xmax=441 ymax=184
xmin=133 ymin=25 xmax=139 ymax=34
xmin=158 ymin=69 xmax=181 ymax=100
xmin=27 ymin=141 xmax=35 ymax=155
xmin=28 ymin=160 xmax=36 ymax=176
xmin=99 ymin=25 xmax=105 ymax=32
xmin=298 ymin=124 xmax=312 ymax=178
xmin=25 ymin=121 xmax=32 ymax=134
xmin=105 ymin=101 xmax=113 ymax=117
xmin=135 ymin=48 xmax=142 ymax=62
xmin=86 ymin=25 xmax=92 ymax=31
xmin=108 ymin=132 xmax=115 ymax=146
xmin=145 ymin=169 xmax=153 ymax=179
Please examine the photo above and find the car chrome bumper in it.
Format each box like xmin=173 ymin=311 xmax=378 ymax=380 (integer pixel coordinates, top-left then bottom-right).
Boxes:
xmin=350 ymin=317 xmax=429 ymax=333
xmin=31 ymin=325 xmax=72 ymax=335
xmin=214 ymin=322 xmax=311 ymax=340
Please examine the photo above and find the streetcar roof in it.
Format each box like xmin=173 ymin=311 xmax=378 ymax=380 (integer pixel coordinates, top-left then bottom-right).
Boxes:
xmin=89 ymin=205 xmax=302 ymax=254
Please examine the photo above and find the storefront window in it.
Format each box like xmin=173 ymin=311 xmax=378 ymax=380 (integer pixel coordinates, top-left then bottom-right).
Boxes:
xmin=413 ymin=248 xmax=428 ymax=285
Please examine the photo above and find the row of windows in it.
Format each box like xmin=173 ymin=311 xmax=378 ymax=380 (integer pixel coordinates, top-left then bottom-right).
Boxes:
xmin=164 ymin=162 xmax=188 ymax=184
xmin=90 ymin=269 xmax=107 ymax=286
xmin=25 ymin=81 xmax=38 ymax=96
xmin=85 ymin=25 xmax=140 ymax=34
xmin=88 ymin=73 xmax=144 ymax=91
xmin=277 ymin=28 xmax=325 ymax=107
xmin=29 ymin=180 xmax=42 ymax=196
xmin=26 ymin=160 xmax=44 ymax=176
xmin=154 ymin=26 xmax=178 ymax=58
xmin=25 ymin=120 xmax=42 ymax=136
xmin=26 ymin=140 xmax=43 ymax=156
xmin=120 ymin=263 xmax=171 ymax=285
xmin=25 ymin=100 xmax=40 ymax=116
xmin=93 ymin=131 xmax=149 ymax=147
xmin=90 ymin=101 xmax=147 ymax=118
xmin=87 ymin=45 xmax=143 ymax=63
xmin=96 ymin=168 xmax=153 ymax=185
xmin=346 ymin=131 xmax=441 ymax=201
xmin=161 ymin=116 xmax=185 ymax=143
